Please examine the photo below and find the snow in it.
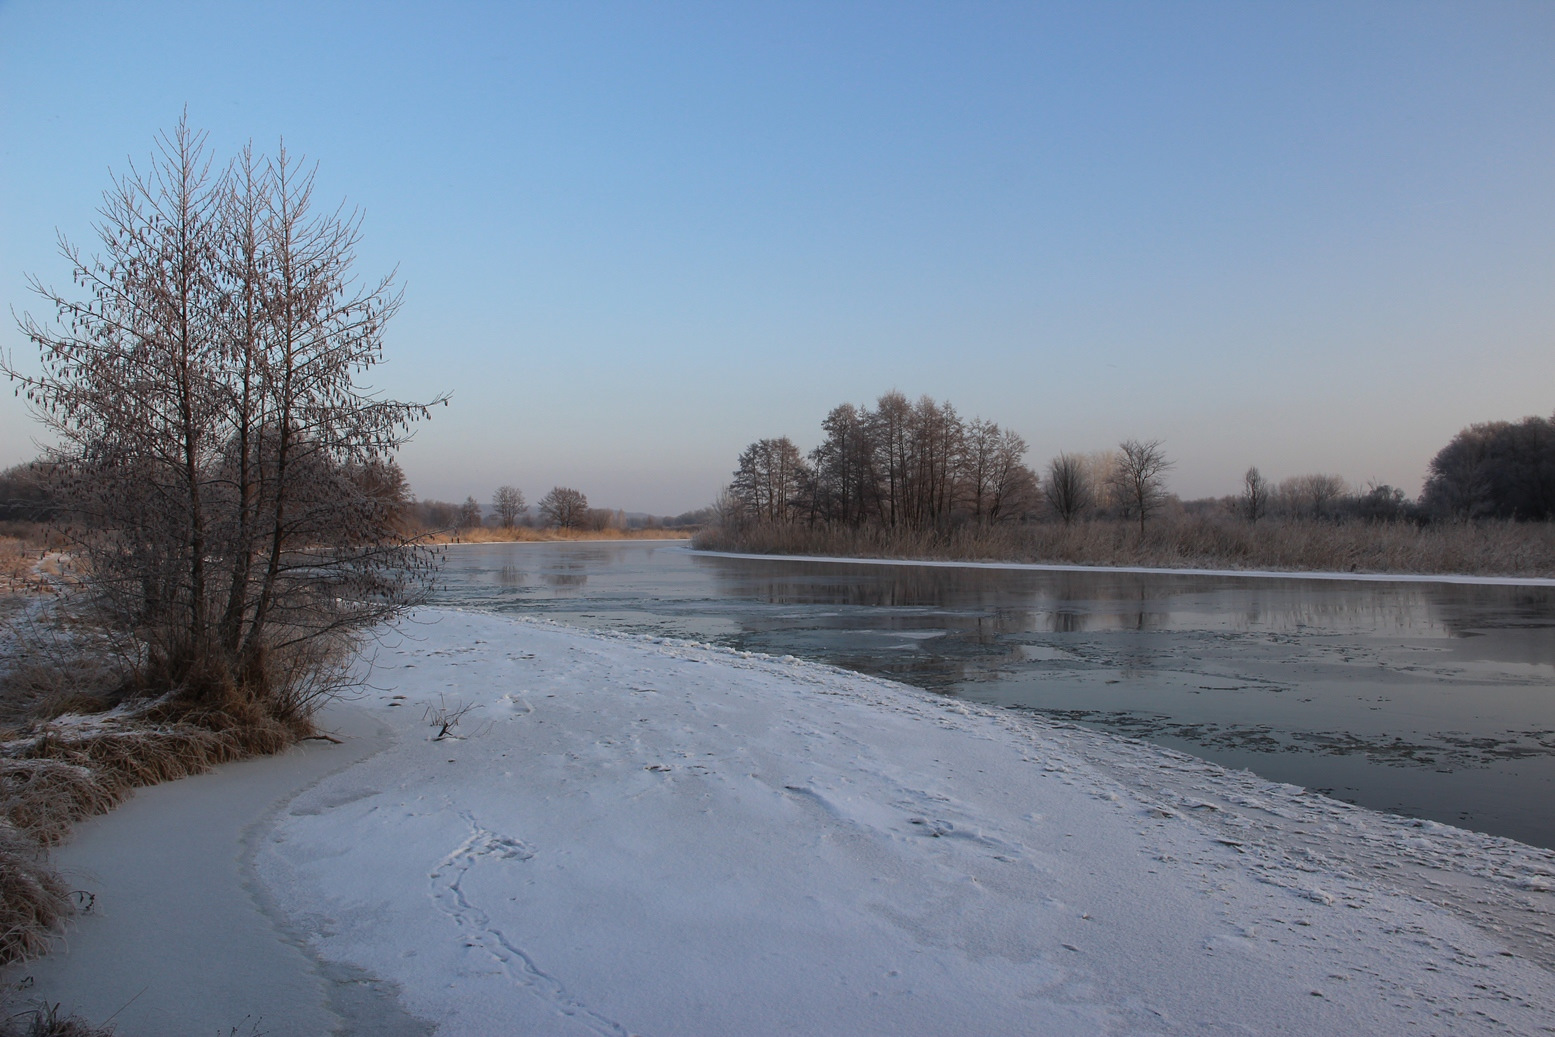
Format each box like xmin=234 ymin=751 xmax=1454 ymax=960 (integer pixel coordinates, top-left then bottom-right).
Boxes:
xmin=693 ymin=549 xmax=1555 ymax=587
xmin=12 ymin=607 xmax=1555 ymax=1035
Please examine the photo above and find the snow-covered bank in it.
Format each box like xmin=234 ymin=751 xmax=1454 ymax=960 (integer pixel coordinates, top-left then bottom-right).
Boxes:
xmin=11 ymin=608 xmax=1554 ymax=1035
xmin=259 ymin=610 xmax=1550 ymax=1035
xmin=691 ymin=548 xmax=1555 ymax=587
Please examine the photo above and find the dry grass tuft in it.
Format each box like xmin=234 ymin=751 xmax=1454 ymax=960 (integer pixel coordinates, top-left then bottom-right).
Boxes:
xmin=6 ymin=705 xmax=296 ymax=838
xmin=0 ymin=617 xmax=304 ymax=965
xmin=0 ymin=822 xmax=72 ymax=967
xmin=0 ymin=999 xmax=117 ymax=1037
xmin=0 ymin=584 xmax=334 ymax=967
xmin=0 ymin=529 xmax=70 ymax=598
xmin=0 ymin=758 xmax=118 ymax=846
xmin=0 ymin=705 xmax=299 ymax=966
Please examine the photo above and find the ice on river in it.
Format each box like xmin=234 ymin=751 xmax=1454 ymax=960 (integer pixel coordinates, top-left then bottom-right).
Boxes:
xmin=250 ymin=609 xmax=1553 ymax=1035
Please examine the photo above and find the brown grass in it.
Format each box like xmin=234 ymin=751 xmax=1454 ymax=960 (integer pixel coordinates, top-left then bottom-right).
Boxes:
xmin=0 ymin=704 xmax=297 ymax=965
xmin=696 ymin=515 xmax=1555 ymax=579
xmin=0 ymin=999 xmax=117 ymax=1037
xmin=0 ymin=539 xmax=54 ymax=598
xmin=0 ymin=823 xmax=71 ymax=967
xmin=0 ymin=607 xmax=127 ymax=729
xmin=0 ymin=605 xmax=304 ymax=967
xmin=427 ymin=526 xmax=693 ymax=545
xmin=0 ymin=526 xmax=68 ymax=597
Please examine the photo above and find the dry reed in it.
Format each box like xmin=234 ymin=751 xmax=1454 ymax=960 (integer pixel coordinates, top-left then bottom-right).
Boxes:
xmin=0 ymin=822 xmax=71 ymax=966
xmin=0 ymin=999 xmax=117 ymax=1037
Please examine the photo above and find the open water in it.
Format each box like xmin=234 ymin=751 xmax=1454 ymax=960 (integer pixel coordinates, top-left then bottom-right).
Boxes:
xmin=429 ymin=540 xmax=1555 ymax=849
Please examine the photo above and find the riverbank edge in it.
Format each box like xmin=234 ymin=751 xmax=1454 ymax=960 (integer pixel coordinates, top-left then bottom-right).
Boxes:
xmin=689 ymin=547 xmax=1555 ymax=587
xmin=424 ymin=531 xmax=693 ymax=546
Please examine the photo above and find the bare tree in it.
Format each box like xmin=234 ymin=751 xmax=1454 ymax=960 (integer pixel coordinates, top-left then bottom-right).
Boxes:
xmin=962 ymin=419 xmax=1003 ymax=523
xmin=732 ymin=437 xmax=811 ymax=524
xmin=1241 ymin=467 xmax=1268 ymax=524
xmin=868 ymin=390 xmax=914 ymax=529
xmin=457 ymin=496 xmax=482 ymax=532
xmin=980 ymin=427 xmax=1037 ymax=523
xmin=1112 ymin=439 xmax=1174 ymax=534
xmin=710 ymin=484 xmax=746 ymax=529
xmin=539 ymin=486 xmax=588 ymax=529
xmin=910 ymin=395 xmax=963 ymax=530
xmin=1278 ymin=473 xmax=1348 ymax=520
xmin=1044 ymin=453 xmax=1093 ymax=525
xmin=1356 ymin=482 xmax=1410 ymax=522
xmin=808 ymin=403 xmax=873 ymax=527
xmin=492 ymin=485 xmax=526 ymax=528
xmin=585 ymin=507 xmax=624 ymax=532
xmin=5 ymin=118 xmax=444 ymax=718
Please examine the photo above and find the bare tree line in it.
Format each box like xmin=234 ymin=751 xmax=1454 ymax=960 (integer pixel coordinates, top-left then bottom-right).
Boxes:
xmin=378 ymin=486 xmax=717 ymax=536
xmin=413 ymin=486 xmax=600 ymax=530
xmin=711 ymin=396 xmax=1555 ymax=574
xmin=720 ymin=391 xmax=1189 ymax=538
xmin=726 ymin=391 xmax=1043 ymax=533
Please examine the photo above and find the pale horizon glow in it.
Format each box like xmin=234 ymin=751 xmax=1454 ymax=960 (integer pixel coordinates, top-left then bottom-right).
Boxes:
xmin=3 ymin=2 xmax=1552 ymax=516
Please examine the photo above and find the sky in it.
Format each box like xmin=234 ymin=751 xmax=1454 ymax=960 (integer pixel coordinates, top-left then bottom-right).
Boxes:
xmin=2 ymin=1 xmax=1552 ymax=516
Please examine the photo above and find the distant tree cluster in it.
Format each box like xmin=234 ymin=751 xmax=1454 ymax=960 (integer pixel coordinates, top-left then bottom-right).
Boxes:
xmin=400 ymin=495 xmax=483 ymax=532
xmin=727 ymin=391 xmax=1040 ymax=532
xmin=1223 ymin=471 xmax=1416 ymax=526
xmin=398 ymin=487 xmax=711 ymax=535
xmin=1422 ymin=415 xmax=1555 ymax=521
xmin=0 ymin=462 xmax=61 ymax=524
xmin=717 ymin=391 xmax=1483 ymax=539
xmin=1222 ymin=414 xmax=1555 ymax=528
xmin=1176 ymin=421 xmax=1555 ymax=574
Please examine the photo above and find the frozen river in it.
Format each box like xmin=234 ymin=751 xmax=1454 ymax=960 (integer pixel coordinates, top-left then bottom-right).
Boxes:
xmin=429 ymin=540 xmax=1555 ymax=848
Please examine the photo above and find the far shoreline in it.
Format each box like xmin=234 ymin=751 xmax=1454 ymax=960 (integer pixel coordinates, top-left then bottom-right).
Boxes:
xmin=431 ymin=533 xmax=1555 ymax=586
xmin=424 ymin=530 xmax=693 ymax=546
xmin=687 ymin=546 xmax=1555 ymax=588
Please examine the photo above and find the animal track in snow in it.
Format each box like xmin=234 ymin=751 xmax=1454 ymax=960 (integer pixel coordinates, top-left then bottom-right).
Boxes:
xmin=428 ymin=812 xmax=632 ymax=1037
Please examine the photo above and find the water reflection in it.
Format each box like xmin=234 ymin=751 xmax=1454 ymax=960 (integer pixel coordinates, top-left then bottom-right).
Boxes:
xmin=431 ymin=542 xmax=1555 ymax=848
xmin=540 ymin=567 xmax=588 ymax=590
xmin=696 ymin=558 xmax=1456 ymax=639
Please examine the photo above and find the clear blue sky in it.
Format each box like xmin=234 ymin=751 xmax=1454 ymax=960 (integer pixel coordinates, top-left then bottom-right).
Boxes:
xmin=3 ymin=1 xmax=1552 ymax=515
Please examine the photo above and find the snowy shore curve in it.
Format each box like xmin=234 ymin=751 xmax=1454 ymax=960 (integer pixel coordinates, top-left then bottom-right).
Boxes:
xmin=13 ymin=607 xmax=1555 ymax=1035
